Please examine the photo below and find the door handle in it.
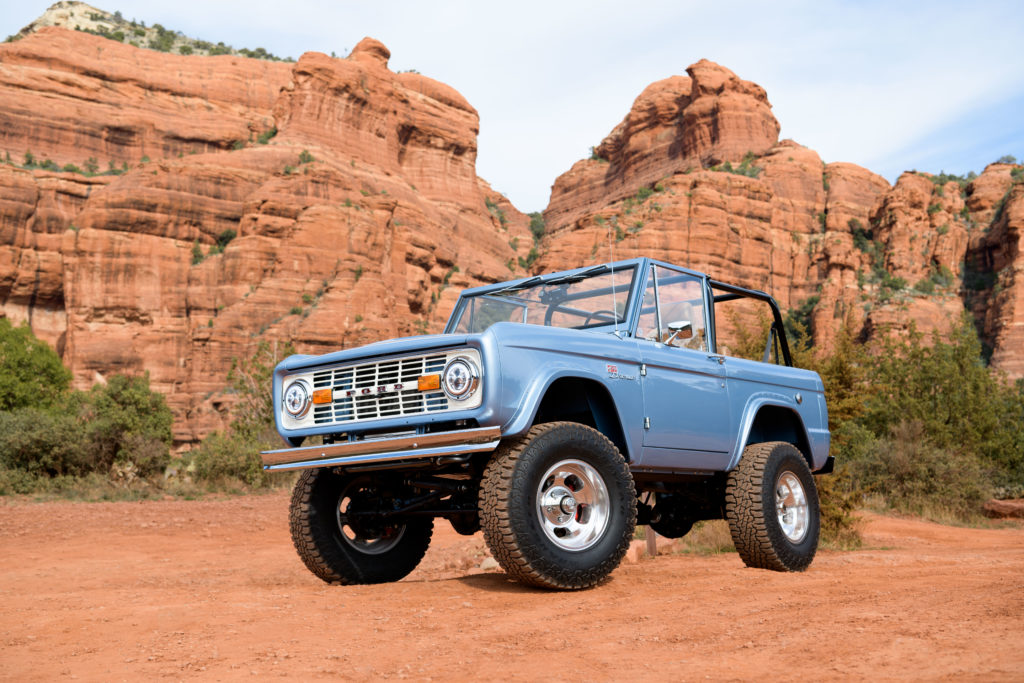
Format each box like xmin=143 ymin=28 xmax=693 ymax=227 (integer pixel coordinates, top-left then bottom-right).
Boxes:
xmin=707 ymin=355 xmax=725 ymax=365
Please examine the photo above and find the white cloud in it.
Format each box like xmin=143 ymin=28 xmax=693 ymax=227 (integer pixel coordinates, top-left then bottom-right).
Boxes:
xmin=3 ymin=0 xmax=1022 ymax=208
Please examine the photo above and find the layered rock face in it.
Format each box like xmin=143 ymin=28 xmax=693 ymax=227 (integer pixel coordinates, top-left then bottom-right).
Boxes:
xmin=964 ymin=168 xmax=1024 ymax=377
xmin=1 ymin=30 xmax=1021 ymax=446
xmin=539 ymin=61 xmax=1023 ymax=375
xmin=544 ymin=62 xmax=781 ymax=235
xmin=0 ymin=27 xmax=289 ymax=167
xmin=0 ymin=30 xmax=528 ymax=443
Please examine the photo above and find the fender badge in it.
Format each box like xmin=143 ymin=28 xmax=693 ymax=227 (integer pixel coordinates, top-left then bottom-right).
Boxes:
xmin=607 ymin=363 xmax=636 ymax=381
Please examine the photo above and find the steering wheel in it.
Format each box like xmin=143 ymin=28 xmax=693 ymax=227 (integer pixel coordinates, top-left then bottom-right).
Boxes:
xmin=583 ymin=309 xmax=619 ymax=325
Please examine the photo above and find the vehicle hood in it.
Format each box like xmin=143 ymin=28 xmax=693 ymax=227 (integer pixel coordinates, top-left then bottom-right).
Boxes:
xmin=278 ymin=333 xmax=472 ymax=372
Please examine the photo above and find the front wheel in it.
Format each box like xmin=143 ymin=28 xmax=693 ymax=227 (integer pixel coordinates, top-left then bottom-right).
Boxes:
xmin=480 ymin=422 xmax=636 ymax=590
xmin=725 ymin=441 xmax=820 ymax=571
xmin=289 ymin=468 xmax=433 ymax=585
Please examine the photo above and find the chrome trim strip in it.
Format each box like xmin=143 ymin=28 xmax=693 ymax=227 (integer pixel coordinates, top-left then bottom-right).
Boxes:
xmin=260 ymin=426 xmax=502 ymax=471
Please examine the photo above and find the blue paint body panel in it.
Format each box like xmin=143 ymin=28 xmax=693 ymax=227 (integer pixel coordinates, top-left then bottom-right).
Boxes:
xmin=269 ymin=257 xmax=830 ymax=473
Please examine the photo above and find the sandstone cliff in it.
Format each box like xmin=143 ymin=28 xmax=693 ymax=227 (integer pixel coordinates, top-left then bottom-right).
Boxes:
xmin=538 ymin=61 xmax=1022 ymax=372
xmin=0 ymin=29 xmax=529 ymax=443
xmin=0 ymin=27 xmax=1020 ymax=447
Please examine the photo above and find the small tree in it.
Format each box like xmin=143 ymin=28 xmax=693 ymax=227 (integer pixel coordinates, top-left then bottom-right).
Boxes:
xmin=0 ymin=319 xmax=71 ymax=411
xmin=81 ymin=373 xmax=174 ymax=477
xmin=227 ymin=339 xmax=295 ymax=439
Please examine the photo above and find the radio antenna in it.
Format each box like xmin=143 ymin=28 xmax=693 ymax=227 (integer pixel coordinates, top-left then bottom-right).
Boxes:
xmin=607 ymin=217 xmax=619 ymax=336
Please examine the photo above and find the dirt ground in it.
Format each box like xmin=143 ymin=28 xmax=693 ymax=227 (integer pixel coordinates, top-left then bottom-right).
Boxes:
xmin=1 ymin=491 xmax=1022 ymax=681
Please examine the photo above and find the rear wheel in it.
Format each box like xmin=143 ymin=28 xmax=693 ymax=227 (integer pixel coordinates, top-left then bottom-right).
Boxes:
xmin=725 ymin=441 xmax=819 ymax=571
xmin=289 ymin=468 xmax=433 ymax=585
xmin=480 ymin=422 xmax=636 ymax=589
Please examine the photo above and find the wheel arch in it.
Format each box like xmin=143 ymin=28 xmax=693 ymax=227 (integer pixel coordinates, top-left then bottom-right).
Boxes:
xmin=529 ymin=376 xmax=632 ymax=462
xmin=731 ymin=402 xmax=813 ymax=472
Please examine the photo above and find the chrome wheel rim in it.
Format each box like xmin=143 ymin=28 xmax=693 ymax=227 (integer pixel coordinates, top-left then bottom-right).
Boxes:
xmin=336 ymin=485 xmax=405 ymax=555
xmin=775 ymin=471 xmax=809 ymax=543
xmin=536 ymin=459 xmax=610 ymax=552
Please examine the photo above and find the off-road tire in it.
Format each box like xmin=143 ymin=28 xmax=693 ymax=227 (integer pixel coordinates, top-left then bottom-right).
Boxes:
xmin=289 ymin=468 xmax=433 ymax=585
xmin=480 ymin=421 xmax=637 ymax=590
xmin=725 ymin=441 xmax=819 ymax=571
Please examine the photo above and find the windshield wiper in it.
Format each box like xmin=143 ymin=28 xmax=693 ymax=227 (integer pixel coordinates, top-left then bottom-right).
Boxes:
xmin=543 ymin=264 xmax=610 ymax=286
xmin=487 ymin=276 xmax=544 ymax=297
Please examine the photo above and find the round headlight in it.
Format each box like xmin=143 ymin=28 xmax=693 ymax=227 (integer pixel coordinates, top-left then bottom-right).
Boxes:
xmin=283 ymin=380 xmax=311 ymax=418
xmin=442 ymin=358 xmax=479 ymax=401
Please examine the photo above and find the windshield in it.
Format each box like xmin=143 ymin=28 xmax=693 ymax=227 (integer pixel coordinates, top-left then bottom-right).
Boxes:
xmin=448 ymin=265 xmax=638 ymax=334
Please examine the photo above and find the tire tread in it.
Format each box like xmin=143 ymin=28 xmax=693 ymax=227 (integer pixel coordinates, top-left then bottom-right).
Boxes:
xmin=725 ymin=441 xmax=819 ymax=572
xmin=480 ymin=421 xmax=636 ymax=590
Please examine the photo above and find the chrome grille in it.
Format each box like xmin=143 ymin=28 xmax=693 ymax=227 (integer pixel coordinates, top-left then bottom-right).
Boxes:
xmin=311 ymin=353 xmax=448 ymax=426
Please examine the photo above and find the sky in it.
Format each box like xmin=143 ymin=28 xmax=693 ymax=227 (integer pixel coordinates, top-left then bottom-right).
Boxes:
xmin=3 ymin=1 xmax=1023 ymax=212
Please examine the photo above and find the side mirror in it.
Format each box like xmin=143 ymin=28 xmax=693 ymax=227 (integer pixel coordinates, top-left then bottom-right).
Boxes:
xmin=665 ymin=320 xmax=693 ymax=345
xmin=668 ymin=320 xmax=693 ymax=337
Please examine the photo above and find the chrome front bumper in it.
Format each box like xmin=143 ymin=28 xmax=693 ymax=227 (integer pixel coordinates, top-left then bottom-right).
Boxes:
xmin=260 ymin=426 xmax=503 ymax=472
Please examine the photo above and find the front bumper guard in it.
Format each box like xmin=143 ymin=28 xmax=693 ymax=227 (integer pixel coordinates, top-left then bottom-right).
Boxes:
xmin=260 ymin=426 xmax=503 ymax=472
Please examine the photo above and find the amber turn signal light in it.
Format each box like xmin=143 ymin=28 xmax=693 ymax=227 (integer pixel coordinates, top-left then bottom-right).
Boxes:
xmin=311 ymin=388 xmax=333 ymax=404
xmin=417 ymin=374 xmax=441 ymax=391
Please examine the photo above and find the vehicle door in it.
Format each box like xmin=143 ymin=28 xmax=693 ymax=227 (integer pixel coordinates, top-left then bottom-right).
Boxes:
xmin=635 ymin=265 xmax=732 ymax=470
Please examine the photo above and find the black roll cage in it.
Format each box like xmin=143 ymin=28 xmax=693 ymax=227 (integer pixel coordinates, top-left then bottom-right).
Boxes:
xmin=707 ymin=279 xmax=793 ymax=367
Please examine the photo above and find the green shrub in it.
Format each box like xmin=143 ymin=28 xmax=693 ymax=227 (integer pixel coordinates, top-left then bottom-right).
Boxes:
xmin=784 ymin=295 xmax=819 ymax=346
xmin=80 ymin=374 xmax=173 ymax=478
xmin=298 ymin=149 xmax=314 ymax=164
xmin=0 ymin=408 xmax=89 ymax=477
xmin=710 ymin=151 xmax=763 ymax=178
xmin=215 ymin=228 xmax=236 ymax=249
xmin=861 ymin=321 xmax=1024 ymax=489
xmin=0 ymin=319 xmax=71 ymax=411
xmin=188 ymin=431 xmax=267 ymax=487
xmin=914 ymin=277 xmax=935 ymax=294
xmin=854 ymin=421 xmax=990 ymax=518
xmin=518 ymin=247 xmax=539 ymax=269
xmin=528 ymin=212 xmax=545 ymax=242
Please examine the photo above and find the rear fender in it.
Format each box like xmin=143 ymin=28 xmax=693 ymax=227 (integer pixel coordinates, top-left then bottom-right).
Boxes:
xmin=729 ymin=398 xmax=814 ymax=471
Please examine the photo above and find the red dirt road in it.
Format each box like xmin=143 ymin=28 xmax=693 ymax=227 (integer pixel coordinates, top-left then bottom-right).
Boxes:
xmin=2 ymin=490 xmax=1022 ymax=681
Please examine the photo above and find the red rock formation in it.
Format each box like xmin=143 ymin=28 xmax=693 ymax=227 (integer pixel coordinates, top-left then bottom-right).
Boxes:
xmin=965 ymin=168 xmax=1024 ymax=378
xmin=539 ymin=67 xmax=1023 ymax=378
xmin=0 ymin=30 xmax=526 ymax=443
xmin=544 ymin=61 xmax=780 ymax=235
xmin=1 ymin=26 xmax=1022 ymax=448
xmin=0 ymin=27 xmax=288 ymax=168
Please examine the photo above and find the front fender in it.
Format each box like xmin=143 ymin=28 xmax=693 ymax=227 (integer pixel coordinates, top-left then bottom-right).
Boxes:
xmin=501 ymin=367 xmax=635 ymax=438
xmin=485 ymin=326 xmax=644 ymax=457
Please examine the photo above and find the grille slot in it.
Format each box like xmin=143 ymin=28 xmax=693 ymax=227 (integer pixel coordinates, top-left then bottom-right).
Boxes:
xmin=311 ymin=353 xmax=449 ymax=426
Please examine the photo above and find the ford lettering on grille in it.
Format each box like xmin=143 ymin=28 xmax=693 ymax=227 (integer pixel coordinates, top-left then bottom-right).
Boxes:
xmin=310 ymin=353 xmax=448 ymax=426
xmin=339 ymin=383 xmax=408 ymax=398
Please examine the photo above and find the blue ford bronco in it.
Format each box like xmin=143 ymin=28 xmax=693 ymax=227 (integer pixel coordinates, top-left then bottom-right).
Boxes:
xmin=262 ymin=258 xmax=833 ymax=589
